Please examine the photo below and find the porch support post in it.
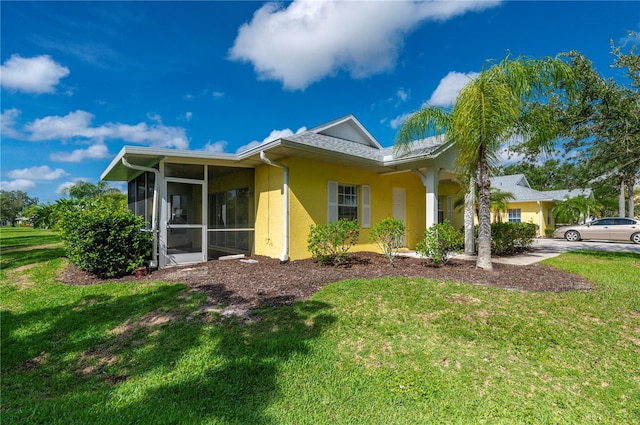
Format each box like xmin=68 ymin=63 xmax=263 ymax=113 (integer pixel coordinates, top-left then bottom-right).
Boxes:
xmin=413 ymin=168 xmax=439 ymax=229
xmin=537 ymin=201 xmax=543 ymax=237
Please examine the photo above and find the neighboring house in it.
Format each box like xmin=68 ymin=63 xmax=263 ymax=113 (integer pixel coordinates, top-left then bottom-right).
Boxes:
xmin=102 ymin=115 xmax=464 ymax=268
xmin=489 ymin=174 xmax=593 ymax=236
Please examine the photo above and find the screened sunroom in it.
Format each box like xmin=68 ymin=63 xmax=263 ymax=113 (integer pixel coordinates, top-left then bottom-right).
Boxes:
xmin=103 ymin=147 xmax=259 ymax=268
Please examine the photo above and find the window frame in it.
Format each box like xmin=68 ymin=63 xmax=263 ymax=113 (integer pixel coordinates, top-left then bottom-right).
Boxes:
xmin=508 ymin=208 xmax=521 ymax=223
xmin=327 ymin=181 xmax=370 ymax=228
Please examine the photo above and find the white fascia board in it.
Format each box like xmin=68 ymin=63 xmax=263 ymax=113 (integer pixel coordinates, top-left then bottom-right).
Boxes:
xmin=236 ymin=138 xmax=284 ymax=159
xmin=101 ymin=146 xmax=128 ymax=181
xmin=101 ymin=146 xmax=242 ymax=181
xmin=120 ymin=146 xmax=239 ymax=161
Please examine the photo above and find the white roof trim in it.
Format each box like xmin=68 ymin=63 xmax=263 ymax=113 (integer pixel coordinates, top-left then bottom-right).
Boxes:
xmin=309 ymin=114 xmax=383 ymax=149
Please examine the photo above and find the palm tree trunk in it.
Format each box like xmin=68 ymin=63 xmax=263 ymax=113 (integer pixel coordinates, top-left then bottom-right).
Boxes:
xmin=627 ymin=180 xmax=635 ymax=218
xmin=464 ymin=178 xmax=475 ymax=255
xmin=619 ymin=177 xmax=626 ymax=217
xmin=627 ymin=178 xmax=635 ymax=218
xmin=476 ymin=151 xmax=493 ymax=271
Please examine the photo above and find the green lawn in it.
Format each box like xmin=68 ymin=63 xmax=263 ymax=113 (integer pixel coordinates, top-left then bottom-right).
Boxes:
xmin=0 ymin=227 xmax=64 ymax=270
xmin=2 ymin=228 xmax=639 ymax=424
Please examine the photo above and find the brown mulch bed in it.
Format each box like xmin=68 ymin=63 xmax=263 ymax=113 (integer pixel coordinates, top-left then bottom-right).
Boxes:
xmin=58 ymin=252 xmax=593 ymax=311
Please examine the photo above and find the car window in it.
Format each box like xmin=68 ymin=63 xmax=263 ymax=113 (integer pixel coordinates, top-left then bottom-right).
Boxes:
xmin=614 ymin=218 xmax=636 ymax=225
xmin=591 ymin=219 xmax=610 ymax=226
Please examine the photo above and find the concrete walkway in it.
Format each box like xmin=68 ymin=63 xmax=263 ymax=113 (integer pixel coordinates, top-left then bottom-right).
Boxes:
xmin=455 ymin=238 xmax=640 ymax=266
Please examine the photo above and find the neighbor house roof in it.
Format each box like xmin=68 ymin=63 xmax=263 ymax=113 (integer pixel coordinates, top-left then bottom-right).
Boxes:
xmin=490 ymin=174 xmax=593 ymax=203
xmin=102 ymin=114 xmax=455 ymax=181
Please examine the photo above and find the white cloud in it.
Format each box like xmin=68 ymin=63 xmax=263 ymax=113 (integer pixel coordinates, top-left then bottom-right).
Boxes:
xmin=57 ymin=180 xmax=82 ymax=194
xmin=424 ymin=71 xmax=479 ymax=107
xmin=496 ymin=135 xmax=527 ymax=164
xmin=1 ymin=108 xmax=22 ymax=138
xmin=12 ymin=110 xmax=189 ymax=149
xmin=389 ymin=112 xmax=413 ymax=130
xmin=212 ymin=91 xmax=224 ymax=98
xmin=396 ymin=88 xmax=410 ymax=102
xmin=24 ymin=110 xmax=96 ymax=140
xmin=0 ymin=179 xmax=36 ymax=191
xmin=50 ymin=144 xmax=110 ymax=162
xmin=388 ymin=71 xmax=480 ymax=129
xmin=0 ymin=54 xmax=70 ymax=94
xmin=229 ymin=0 xmax=500 ymax=90
xmin=7 ymin=166 xmax=68 ymax=181
xmin=236 ymin=126 xmax=307 ymax=153
xmin=185 ymin=112 xmax=193 ymax=122
xmin=201 ymin=140 xmax=228 ymax=153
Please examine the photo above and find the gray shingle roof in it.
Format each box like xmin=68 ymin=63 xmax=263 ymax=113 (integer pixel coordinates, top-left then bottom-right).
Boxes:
xmin=490 ymin=174 xmax=592 ymax=202
xmin=287 ymin=131 xmax=448 ymax=163
xmin=287 ymin=131 xmax=382 ymax=161
xmin=542 ymin=188 xmax=593 ymax=201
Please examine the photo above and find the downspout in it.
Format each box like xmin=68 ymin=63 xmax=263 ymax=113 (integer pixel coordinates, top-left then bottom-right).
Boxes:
xmin=260 ymin=152 xmax=289 ymax=263
xmin=121 ymin=158 xmax=159 ymax=269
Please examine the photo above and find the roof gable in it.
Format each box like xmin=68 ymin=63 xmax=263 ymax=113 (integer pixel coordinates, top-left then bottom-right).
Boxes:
xmin=309 ymin=114 xmax=382 ymax=149
xmin=490 ymin=174 xmax=593 ymax=202
xmin=491 ymin=174 xmax=531 ymax=191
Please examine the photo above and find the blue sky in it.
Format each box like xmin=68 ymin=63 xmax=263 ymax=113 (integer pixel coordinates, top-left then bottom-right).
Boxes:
xmin=1 ymin=0 xmax=638 ymax=202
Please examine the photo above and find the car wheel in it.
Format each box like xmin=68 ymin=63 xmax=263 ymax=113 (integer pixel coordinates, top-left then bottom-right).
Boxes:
xmin=632 ymin=232 xmax=640 ymax=244
xmin=565 ymin=230 xmax=581 ymax=242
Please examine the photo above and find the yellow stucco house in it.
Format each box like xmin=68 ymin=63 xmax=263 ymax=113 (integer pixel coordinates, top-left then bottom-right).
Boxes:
xmin=101 ymin=115 xmax=464 ymax=268
xmin=489 ymin=174 xmax=593 ymax=236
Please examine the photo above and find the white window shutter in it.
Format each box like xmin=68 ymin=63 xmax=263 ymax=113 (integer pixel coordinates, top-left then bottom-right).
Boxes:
xmin=327 ymin=181 xmax=338 ymax=223
xmin=361 ymin=185 xmax=371 ymax=228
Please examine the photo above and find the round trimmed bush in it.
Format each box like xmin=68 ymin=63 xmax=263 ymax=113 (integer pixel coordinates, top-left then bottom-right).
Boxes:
xmin=59 ymin=201 xmax=152 ymax=278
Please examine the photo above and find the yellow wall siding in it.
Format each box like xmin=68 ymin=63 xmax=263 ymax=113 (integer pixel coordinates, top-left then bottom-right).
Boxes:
xmin=254 ymin=156 xmax=462 ymax=260
xmin=490 ymin=201 xmax=556 ymax=236
xmin=254 ymin=164 xmax=285 ymax=258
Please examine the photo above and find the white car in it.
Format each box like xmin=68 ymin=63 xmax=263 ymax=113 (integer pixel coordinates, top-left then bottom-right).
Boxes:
xmin=554 ymin=217 xmax=640 ymax=244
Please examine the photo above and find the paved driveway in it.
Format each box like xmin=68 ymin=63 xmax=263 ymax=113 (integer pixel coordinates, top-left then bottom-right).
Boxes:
xmin=456 ymin=238 xmax=639 ymax=266
xmin=533 ymin=238 xmax=640 ymax=254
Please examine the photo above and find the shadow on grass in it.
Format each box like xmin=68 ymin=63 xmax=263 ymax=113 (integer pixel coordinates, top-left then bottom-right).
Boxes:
xmin=0 ymin=233 xmax=61 ymax=248
xmin=0 ymin=246 xmax=66 ymax=269
xmin=2 ymin=281 xmax=335 ymax=424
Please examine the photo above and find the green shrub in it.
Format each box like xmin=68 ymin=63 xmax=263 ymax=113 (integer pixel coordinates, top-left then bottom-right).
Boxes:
xmin=369 ymin=217 xmax=406 ymax=265
xmin=489 ymin=222 xmax=537 ymax=255
xmin=416 ymin=222 xmax=463 ymax=266
xmin=59 ymin=200 xmax=153 ymax=278
xmin=544 ymin=227 xmax=555 ymax=238
xmin=307 ymin=219 xmax=359 ymax=266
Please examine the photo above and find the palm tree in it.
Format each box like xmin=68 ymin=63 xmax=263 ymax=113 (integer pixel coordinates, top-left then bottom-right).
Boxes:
xmin=490 ymin=189 xmax=515 ymax=223
xmin=453 ymin=188 xmax=514 ymax=223
xmin=396 ymin=55 xmax=575 ymax=270
xmin=553 ymin=195 xmax=602 ymax=224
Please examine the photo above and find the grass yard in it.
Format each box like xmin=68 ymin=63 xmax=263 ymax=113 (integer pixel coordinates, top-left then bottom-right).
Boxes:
xmin=1 ymin=228 xmax=639 ymax=424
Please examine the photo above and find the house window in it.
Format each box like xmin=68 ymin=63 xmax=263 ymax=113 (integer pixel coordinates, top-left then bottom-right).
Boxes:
xmin=327 ymin=181 xmax=370 ymax=227
xmin=508 ymin=208 xmax=521 ymax=223
xmin=338 ymin=184 xmax=358 ymax=221
xmin=438 ymin=196 xmax=445 ymax=223
xmin=547 ymin=208 xmax=552 ymax=225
